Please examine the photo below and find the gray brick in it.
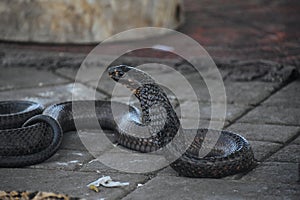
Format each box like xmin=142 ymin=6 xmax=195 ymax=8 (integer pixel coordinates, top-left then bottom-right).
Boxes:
xmin=267 ymin=144 xmax=300 ymax=163
xmin=88 ymin=150 xmax=168 ymax=175
xmin=0 ymin=168 xmax=147 ymax=199
xmin=224 ymin=81 xmax=278 ymax=105
xmin=249 ymin=141 xmax=282 ymax=161
xmin=242 ymin=162 xmax=299 ymax=184
xmin=80 ymin=159 xmax=120 ymax=174
xmin=54 ymin=64 xmax=106 ymax=83
xmin=239 ymin=106 xmax=300 ymax=126
xmin=61 ymin=130 xmax=116 ymax=152
xmin=263 ymin=80 xmax=300 ymax=108
xmin=157 ymin=166 xmax=178 ymax=176
xmin=123 ymin=176 xmax=300 ymax=200
xmin=226 ymin=123 xmax=300 ymax=143
xmin=0 ymin=83 xmax=106 ymax=106
xmin=28 ymin=149 xmax=93 ymax=171
xmin=180 ymin=118 xmax=229 ymax=129
xmin=60 ymin=131 xmax=87 ymax=151
xmin=179 ymin=101 xmax=250 ymax=122
xmin=0 ymin=66 xmax=69 ymax=91
xmin=292 ymin=135 xmax=300 ymax=145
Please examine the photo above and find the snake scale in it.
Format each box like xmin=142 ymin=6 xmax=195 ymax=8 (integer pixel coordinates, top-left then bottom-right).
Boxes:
xmin=0 ymin=65 xmax=255 ymax=178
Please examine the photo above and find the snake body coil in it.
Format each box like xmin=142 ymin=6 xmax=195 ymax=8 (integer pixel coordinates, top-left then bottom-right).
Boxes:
xmin=0 ymin=65 xmax=255 ymax=177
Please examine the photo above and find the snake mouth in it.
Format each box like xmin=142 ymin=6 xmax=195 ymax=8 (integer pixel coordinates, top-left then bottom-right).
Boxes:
xmin=108 ymin=65 xmax=133 ymax=81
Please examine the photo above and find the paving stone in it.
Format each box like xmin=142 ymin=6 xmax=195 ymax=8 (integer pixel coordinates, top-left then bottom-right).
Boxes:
xmin=249 ymin=141 xmax=282 ymax=161
xmin=224 ymin=81 xmax=278 ymax=105
xmin=239 ymin=106 xmax=300 ymax=126
xmin=0 ymin=48 xmax=85 ymax=69
xmin=263 ymin=79 xmax=300 ymax=108
xmin=171 ymin=58 xmax=231 ymax=79
xmin=157 ymin=166 xmax=179 ymax=177
xmin=241 ymin=162 xmax=299 ymax=184
xmin=179 ymin=101 xmax=251 ymax=122
xmin=77 ymin=130 xmax=118 ymax=157
xmin=180 ymin=118 xmax=229 ymax=129
xmin=54 ymin=63 xmax=106 ymax=83
xmin=226 ymin=123 xmax=300 ymax=143
xmin=88 ymin=79 xmax=132 ymax=97
xmin=0 ymin=1 xmax=299 ymax=199
xmin=0 ymin=66 xmax=69 ymax=90
xmin=0 ymin=83 xmax=106 ymax=106
xmin=80 ymin=159 xmax=120 ymax=174
xmin=223 ymin=60 xmax=297 ymax=83
xmin=61 ymin=131 xmax=87 ymax=151
xmin=80 ymin=151 xmax=168 ymax=176
xmin=267 ymin=144 xmax=300 ymax=163
xmin=0 ymin=168 xmax=147 ymax=200
xmin=28 ymin=149 xmax=93 ymax=171
xmin=91 ymin=149 xmax=168 ymax=175
xmin=292 ymin=135 xmax=300 ymax=145
xmin=155 ymin=69 xmax=278 ymax=106
xmin=123 ymin=176 xmax=300 ymax=200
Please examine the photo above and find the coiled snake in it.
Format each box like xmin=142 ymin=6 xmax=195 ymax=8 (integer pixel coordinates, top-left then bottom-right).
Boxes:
xmin=0 ymin=65 xmax=255 ymax=178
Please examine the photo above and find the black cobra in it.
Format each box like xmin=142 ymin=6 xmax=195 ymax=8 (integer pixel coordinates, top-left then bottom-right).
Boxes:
xmin=0 ymin=65 xmax=255 ymax=177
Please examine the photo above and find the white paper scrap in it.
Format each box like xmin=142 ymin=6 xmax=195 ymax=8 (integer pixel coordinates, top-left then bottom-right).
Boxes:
xmin=87 ymin=176 xmax=129 ymax=188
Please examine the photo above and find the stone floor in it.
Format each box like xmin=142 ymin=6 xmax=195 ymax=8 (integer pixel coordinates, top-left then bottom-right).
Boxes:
xmin=1 ymin=0 xmax=300 ymax=199
xmin=0 ymin=48 xmax=299 ymax=199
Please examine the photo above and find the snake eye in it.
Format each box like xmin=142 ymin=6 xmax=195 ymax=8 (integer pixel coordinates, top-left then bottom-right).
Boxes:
xmin=118 ymin=70 xmax=125 ymax=77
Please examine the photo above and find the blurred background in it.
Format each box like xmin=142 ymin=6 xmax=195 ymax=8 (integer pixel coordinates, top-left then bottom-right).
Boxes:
xmin=0 ymin=0 xmax=299 ymax=68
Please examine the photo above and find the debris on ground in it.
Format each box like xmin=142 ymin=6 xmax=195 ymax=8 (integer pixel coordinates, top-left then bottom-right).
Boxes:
xmin=87 ymin=176 xmax=129 ymax=192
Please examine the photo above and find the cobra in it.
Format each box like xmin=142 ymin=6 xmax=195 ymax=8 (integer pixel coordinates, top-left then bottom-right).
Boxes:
xmin=0 ymin=65 xmax=255 ymax=178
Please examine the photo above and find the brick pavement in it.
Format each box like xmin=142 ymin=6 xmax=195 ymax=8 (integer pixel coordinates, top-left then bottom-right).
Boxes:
xmin=1 ymin=0 xmax=300 ymax=199
xmin=0 ymin=48 xmax=299 ymax=199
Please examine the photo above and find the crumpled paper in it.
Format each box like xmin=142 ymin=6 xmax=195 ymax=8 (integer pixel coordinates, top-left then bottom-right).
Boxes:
xmin=87 ymin=176 xmax=129 ymax=192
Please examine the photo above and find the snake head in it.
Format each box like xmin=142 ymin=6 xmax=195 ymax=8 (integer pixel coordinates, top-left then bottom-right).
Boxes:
xmin=108 ymin=65 xmax=155 ymax=92
xmin=108 ymin=65 xmax=131 ymax=82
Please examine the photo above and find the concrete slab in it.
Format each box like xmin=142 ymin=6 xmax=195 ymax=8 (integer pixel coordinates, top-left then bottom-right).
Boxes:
xmin=0 ymin=83 xmax=106 ymax=106
xmin=55 ymin=64 xmax=106 ymax=83
xmin=0 ymin=0 xmax=300 ymax=199
xmin=122 ymin=176 xmax=300 ymax=200
xmin=239 ymin=106 xmax=300 ymax=126
xmin=61 ymin=130 xmax=116 ymax=152
xmin=223 ymin=81 xmax=278 ymax=105
xmin=249 ymin=141 xmax=282 ymax=161
xmin=263 ymin=79 xmax=300 ymax=108
xmin=226 ymin=123 xmax=300 ymax=143
xmin=28 ymin=149 xmax=93 ymax=171
xmin=267 ymin=144 xmax=300 ymax=163
xmin=179 ymin=101 xmax=251 ymax=122
xmin=90 ymin=149 xmax=168 ymax=175
xmin=180 ymin=118 xmax=229 ymax=129
xmin=60 ymin=131 xmax=88 ymax=151
xmin=241 ymin=162 xmax=299 ymax=184
xmin=0 ymin=66 xmax=69 ymax=91
xmin=292 ymin=135 xmax=300 ymax=145
xmin=0 ymin=168 xmax=148 ymax=199
xmin=80 ymin=159 xmax=120 ymax=174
